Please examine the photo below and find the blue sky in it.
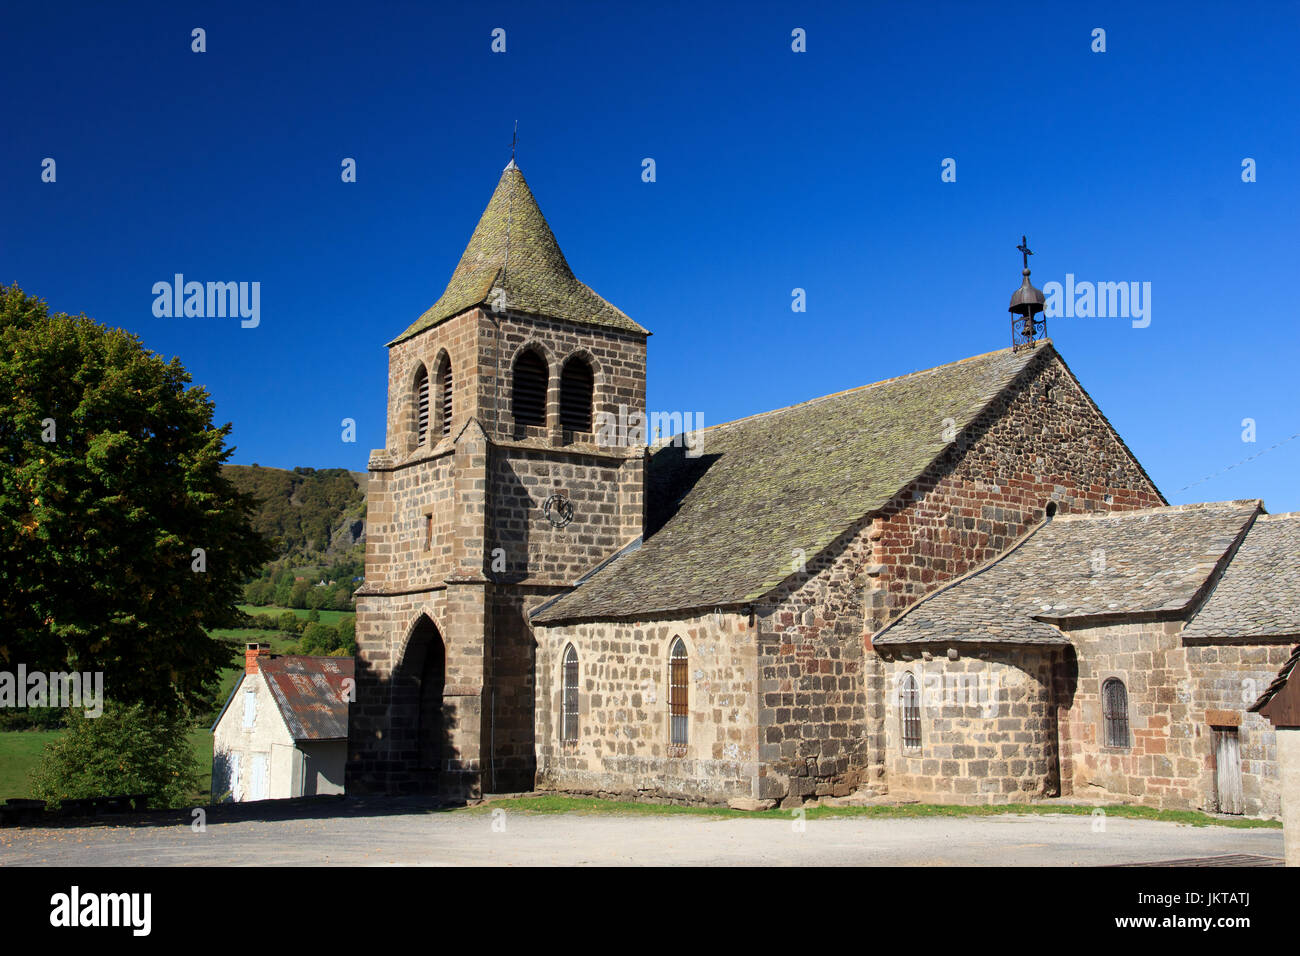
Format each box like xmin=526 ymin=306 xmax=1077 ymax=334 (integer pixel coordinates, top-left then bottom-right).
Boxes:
xmin=2 ymin=1 xmax=1297 ymax=510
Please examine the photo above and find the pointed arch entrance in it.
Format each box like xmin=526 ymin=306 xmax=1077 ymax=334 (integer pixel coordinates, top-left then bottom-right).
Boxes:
xmin=396 ymin=614 xmax=446 ymax=787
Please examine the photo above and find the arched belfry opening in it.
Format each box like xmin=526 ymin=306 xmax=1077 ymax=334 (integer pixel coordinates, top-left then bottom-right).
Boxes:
xmin=395 ymin=615 xmax=446 ymax=788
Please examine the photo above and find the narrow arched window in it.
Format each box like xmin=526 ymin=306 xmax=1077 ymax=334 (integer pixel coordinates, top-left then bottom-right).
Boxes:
xmin=436 ymin=356 xmax=453 ymax=438
xmin=414 ymin=365 xmax=430 ymax=446
xmin=669 ymin=638 xmax=688 ymax=754
xmin=560 ymin=356 xmax=594 ymax=432
xmin=1102 ymin=678 xmax=1130 ymax=748
xmin=512 ymin=349 xmax=547 ymax=428
xmin=562 ymin=644 xmax=579 ymax=744
xmin=899 ymin=672 xmax=921 ymax=750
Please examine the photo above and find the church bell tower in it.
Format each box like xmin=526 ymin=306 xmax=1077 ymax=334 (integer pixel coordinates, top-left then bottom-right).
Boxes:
xmin=347 ymin=160 xmax=649 ymax=799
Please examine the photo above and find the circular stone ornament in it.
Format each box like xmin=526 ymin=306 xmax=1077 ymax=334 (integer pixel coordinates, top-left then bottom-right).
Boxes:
xmin=542 ymin=494 xmax=575 ymax=528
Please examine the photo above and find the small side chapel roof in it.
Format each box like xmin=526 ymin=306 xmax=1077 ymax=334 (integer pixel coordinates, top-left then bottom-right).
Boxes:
xmin=872 ymin=500 xmax=1262 ymax=646
xmin=389 ymin=163 xmax=646 ymax=345
xmin=534 ymin=343 xmax=1059 ymax=624
xmin=1183 ymin=512 xmax=1300 ymax=641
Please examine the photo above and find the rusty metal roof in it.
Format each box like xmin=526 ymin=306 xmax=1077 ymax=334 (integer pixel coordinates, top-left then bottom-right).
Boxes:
xmin=260 ymin=656 xmax=354 ymax=741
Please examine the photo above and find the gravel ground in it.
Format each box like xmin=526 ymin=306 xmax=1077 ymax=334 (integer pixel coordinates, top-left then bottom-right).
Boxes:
xmin=0 ymin=803 xmax=1284 ymax=866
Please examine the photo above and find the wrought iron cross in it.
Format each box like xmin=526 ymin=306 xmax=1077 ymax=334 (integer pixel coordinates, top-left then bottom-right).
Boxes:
xmin=511 ymin=120 xmax=518 ymax=162
xmin=1017 ymin=235 xmax=1033 ymax=269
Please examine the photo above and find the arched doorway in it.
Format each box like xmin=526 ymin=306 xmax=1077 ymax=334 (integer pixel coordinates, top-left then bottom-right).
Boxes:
xmin=399 ymin=615 xmax=446 ymax=785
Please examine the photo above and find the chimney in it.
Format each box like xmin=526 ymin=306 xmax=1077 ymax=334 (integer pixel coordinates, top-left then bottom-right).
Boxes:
xmin=245 ymin=642 xmax=273 ymax=675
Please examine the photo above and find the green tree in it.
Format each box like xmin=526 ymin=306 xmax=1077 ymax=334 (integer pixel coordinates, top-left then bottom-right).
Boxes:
xmin=273 ymin=579 xmax=293 ymax=606
xmin=31 ymin=701 xmax=201 ymax=809
xmin=289 ymin=579 xmax=310 ymax=608
xmin=334 ymin=616 xmax=356 ymax=655
xmin=0 ymin=286 xmax=273 ymax=712
xmin=300 ymin=621 xmax=339 ymax=655
xmin=242 ymin=579 xmax=272 ymax=605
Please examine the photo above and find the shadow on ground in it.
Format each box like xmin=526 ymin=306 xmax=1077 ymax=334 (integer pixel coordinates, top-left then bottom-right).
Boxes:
xmin=4 ymin=793 xmax=470 ymax=831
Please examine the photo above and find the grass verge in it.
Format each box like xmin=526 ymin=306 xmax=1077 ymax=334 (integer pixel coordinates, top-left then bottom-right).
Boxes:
xmin=462 ymin=794 xmax=1282 ymax=828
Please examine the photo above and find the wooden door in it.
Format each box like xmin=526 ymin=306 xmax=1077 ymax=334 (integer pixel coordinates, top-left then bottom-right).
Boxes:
xmin=250 ymin=753 xmax=269 ymax=801
xmin=1213 ymin=728 xmax=1243 ymax=815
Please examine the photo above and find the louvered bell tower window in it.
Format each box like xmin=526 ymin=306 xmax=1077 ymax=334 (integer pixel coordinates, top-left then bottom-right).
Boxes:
xmin=560 ymin=357 xmax=594 ymax=432
xmin=414 ymin=365 xmax=430 ymax=446
xmin=512 ymin=349 xmax=548 ymax=428
xmin=437 ymin=358 xmax=453 ymax=438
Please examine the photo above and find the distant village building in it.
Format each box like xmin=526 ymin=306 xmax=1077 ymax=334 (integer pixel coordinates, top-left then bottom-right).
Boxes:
xmin=347 ymin=161 xmax=1299 ymax=816
xmin=212 ymin=644 xmax=353 ymax=801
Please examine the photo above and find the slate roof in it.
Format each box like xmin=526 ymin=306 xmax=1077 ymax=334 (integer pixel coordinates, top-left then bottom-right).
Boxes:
xmin=873 ymin=501 xmax=1261 ymax=646
xmin=533 ymin=344 xmax=1054 ymax=624
xmin=259 ymin=656 xmax=354 ymax=741
xmin=1182 ymin=512 xmax=1300 ymax=641
xmin=390 ymin=162 xmax=647 ymax=345
xmin=1247 ymin=645 xmax=1300 ymax=713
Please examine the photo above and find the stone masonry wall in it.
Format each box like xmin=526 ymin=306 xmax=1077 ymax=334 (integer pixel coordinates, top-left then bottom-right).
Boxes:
xmin=355 ymin=306 xmax=649 ymax=796
xmin=1184 ymin=643 xmax=1294 ymax=816
xmin=533 ymin=610 xmax=760 ymax=803
xmin=879 ymin=646 xmax=1060 ymax=803
xmin=363 ymin=454 xmax=456 ymax=594
xmin=753 ymin=518 xmax=873 ymax=806
xmin=866 ymin=351 xmax=1165 ymax=631
xmin=1057 ymin=616 xmax=1291 ymax=815
xmin=861 ymin=351 xmax=1165 ymax=789
xmin=489 ymin=449 xmax=642 ymax=584
xmin=384 ymin=306 xmax=646 ymax=454
xmin=348 ymin=587 xmax=487 ymax=799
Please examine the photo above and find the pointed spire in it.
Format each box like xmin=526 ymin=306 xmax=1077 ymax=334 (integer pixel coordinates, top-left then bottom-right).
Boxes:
xmin=391 ymin=164 xmax=645 ymax=345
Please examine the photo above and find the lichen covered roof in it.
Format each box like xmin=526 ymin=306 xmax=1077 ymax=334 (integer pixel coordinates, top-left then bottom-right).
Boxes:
xmin=1183 ymin=512 xmax=1300 ymax=641
xmin=260 ymin=656 xmax=354 ymax=741
xmin=533 ymin=344 xmax=1051 ymax=624
xmin=873 ymin=501 xmax=1262 ymax=646
xmin=390 ymin=163 xmax=646 ymax=345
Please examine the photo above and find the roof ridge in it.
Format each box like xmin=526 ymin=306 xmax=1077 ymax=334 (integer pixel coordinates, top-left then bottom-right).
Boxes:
xmin=667 ymin=342 xmax=1043 ymax=443
xmin=1256 ymin=511 xmax=1300 ymax=522
xmin=1051 ymin=499 xmax=1263 ymax=522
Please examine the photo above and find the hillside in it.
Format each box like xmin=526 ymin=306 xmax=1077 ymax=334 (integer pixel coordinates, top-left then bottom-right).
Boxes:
xmin=223 ymin=464 xmax=366 ymax=564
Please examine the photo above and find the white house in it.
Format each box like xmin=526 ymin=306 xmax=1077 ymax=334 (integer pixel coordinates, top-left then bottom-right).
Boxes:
xmin=211 ymin=643 xmax=354 ymax=802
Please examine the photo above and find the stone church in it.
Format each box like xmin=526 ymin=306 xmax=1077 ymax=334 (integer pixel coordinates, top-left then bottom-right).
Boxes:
xmin=347 ymin=161 xmax=1299 ymax=816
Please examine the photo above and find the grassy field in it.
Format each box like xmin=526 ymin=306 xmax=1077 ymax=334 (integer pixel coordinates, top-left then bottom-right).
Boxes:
xmin=238 ymin=604 xmax=355 ymax=627
xmin=0 ymin=730 xmax=63 ymax=802
xmin=469 ymin=794 xmax=1284 ymax=829
xmin=0 ymin=728 xmax=215 ymax=804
